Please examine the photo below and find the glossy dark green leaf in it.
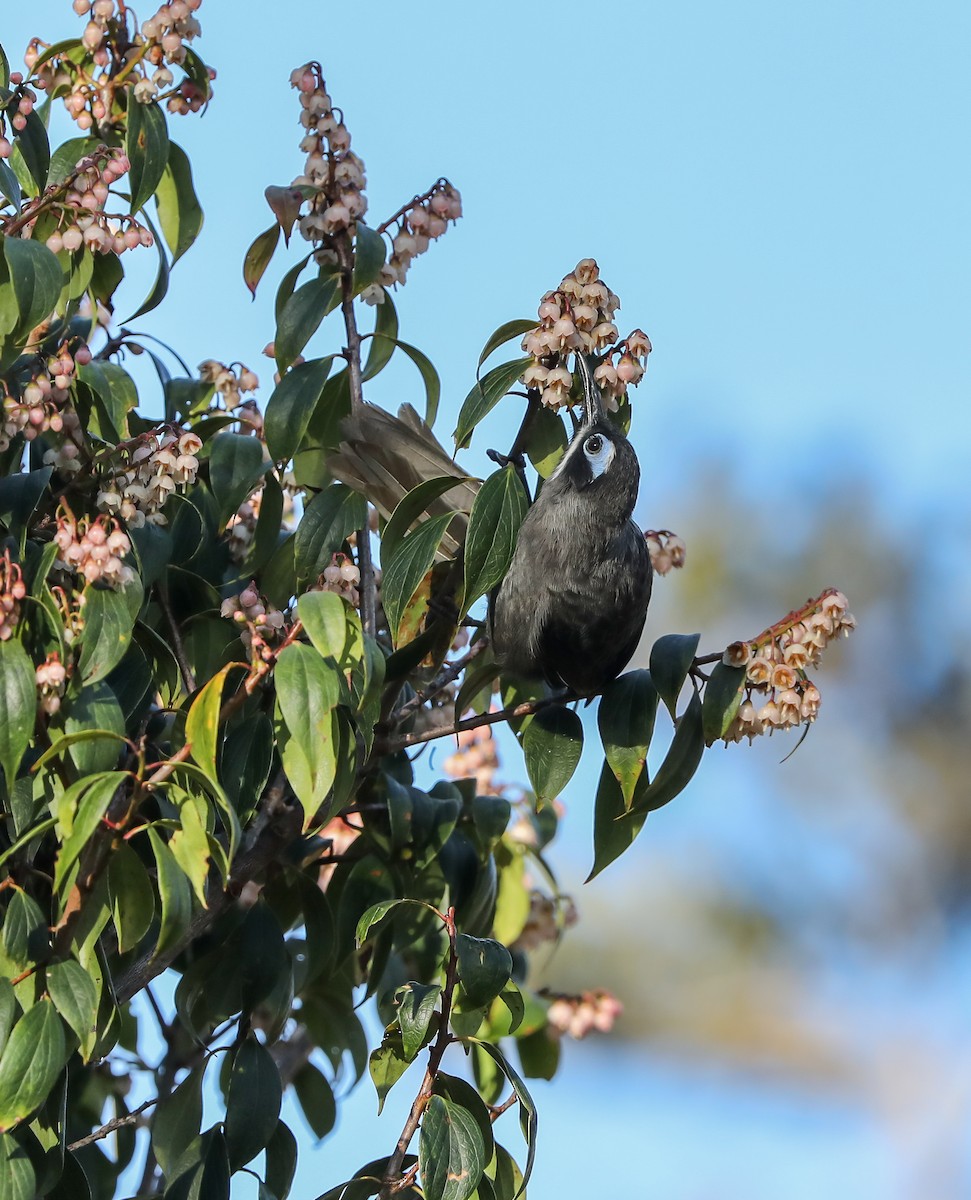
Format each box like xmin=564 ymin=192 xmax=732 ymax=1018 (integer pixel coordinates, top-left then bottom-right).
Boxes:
xmin=243 ymin=223 xmax=280 ymax=298
xmin=46 ymin=135 xmax=99 ymax=186
xmin=361 ymin=290 xmax=399 ymax=380
xmin=264 ymin=1120 xmax=297 ymax=1200
xmin=75 ymin=359 xmax=137 ymax=441
xmin=381 ymin=512 xmax=456 ymax=644
xmin=275 ymin=275 xmax=339 ymax=372
xmin=165 ymin=1127 xmax=230 ymax=1200
xmin=454 ymin=357 xmax=531 ymax=449
xmin=477 ymin=320 xmax=536 ymax=371
xmin=0 ymin=466 xmax=51 ymax=533
xmin=395 ymin=982 xmax=441 ymax=1061
xmin=225 ymin=1035 xmax=283 ymax=1169
xmin=264 ymin=355 xmax=334 ymax=464
xmin=597 ymin=669 xmax=658 ymax=809
xmin=126 ymin=99 xmax=169 ymax=212
xmin=107 ymin=840 xmax=155 ymax=953
xmin=208 ymin=432 xmax=266 ymax=528
xmin=0 ymin=640 xmax=35 ymax=792
xmin=702 ymin=662 xmax=747 ymax=745
xmin=382 ymin=476 xmax=467 ymax=564
xmin=275 ymin=643 xmax=340 ymax=814
xmin=355 ymin=897 xmax=439 ymax=947
xmin=352 ymin=223 xmax=387 ymax=295
xmin=294 ymin=484 xmax=366 ymax=583
xmin=462 ymin=467 xmax=528 ymax=617
xmin=45 ymin=960 xmax=97 ymax=1061
xmin=419 ymin=1094 xmax=486 ymax=1200
xmin=53 ymin=771 xmax=125 ymax=893
xmin=588 ymin=761 xmax=648 ymax=881
xmin=628 ymin=690 xmax=705 ymax=816
xmin=0 ymin=160 xmax=20 ymax=215
xmin=1 ymin=888 xmax=47 ymax=968
xmin=148 ymin=826 xmax=193 ymax=958
xmin=649 ymin=632 xmax=700 ymax=719
xmin=521 ymin=705 xmax=582 ymax=806
xmin=0 ymin=999 xmax=66 ymax=1132
xmin=2 ymin=234 xmax=62 ymax=339
xmin=368 ymin=1026 xmax=413 ymax=1115
xmin=292 ymin=1062 xmax=336 ymax=1140
xmin=63 ymin=682 xmax=125 ymax=775
xmin=456 ymin=935 xmax=512 ymax=1009
xmin=432 ymin=1074 xmax=495 ymax=1165
xmin=152 ymin=1064 xmax=204 ymax=1177
xmin=0 ymin=979 xmax=15 ymax=1058
xmin=9 ymin=107 xmax=49 ymax=193
xmin=367 ymin=334 xmax=441 ymax=426
xmin=156 ymin=140 xmax=203 ymax=264
xmin=77 ymin=576 xmax=143 ymax=685
xmin=466 ymin=1041 xmax=536 ymax=1199
xmin=0 ymin=1129 xmax=35 ymax=1200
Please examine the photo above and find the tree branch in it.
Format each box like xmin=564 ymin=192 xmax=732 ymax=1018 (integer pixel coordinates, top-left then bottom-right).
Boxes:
xmin=375 ymin=692 xmax=565 ymax=757
xmin=68 ymin=1098 xmax=156 ymax=1152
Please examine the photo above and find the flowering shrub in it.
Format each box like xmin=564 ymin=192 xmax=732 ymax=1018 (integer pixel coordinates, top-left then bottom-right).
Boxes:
xmin=0 ymin=7 xmax=853 ymax=1200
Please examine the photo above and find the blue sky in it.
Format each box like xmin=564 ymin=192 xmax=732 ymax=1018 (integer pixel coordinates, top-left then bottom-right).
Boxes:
xmin=4 ymin=2 xmax=970 ymax=1197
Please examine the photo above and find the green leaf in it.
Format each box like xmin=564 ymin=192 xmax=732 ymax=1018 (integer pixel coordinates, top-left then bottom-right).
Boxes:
xmin=2 ymin=234 xmax=62 ymax=339
xmin=264 ymin=1121 xmax=297 ymax=1200
xmin=0 ymin=45 xmax=8 ymax=89
xmin=588 ymin=761 xmax=647 ymax=881
xmin=456 ymin=935 xmax=512 ymax=1008
xmin=0 ymin=640 xmax=35 ymax=792
xmin=597 ymin=669 xmax=659 ymax=809
xmin=454 ymin=358 xmax=532 ymax=450
xmin=2 ymin=888 xmax=47 ymax=968
xmin=0 ymin=979 xmax=15 ymax=1058
xmin=156 ymin=140 xmax=203 ymax=264
xmin=368 ymin=334 xmax=441 ymax=426
xmin=0 ymin=999 xmax=66 ymax=1132
xmin=362 ymin=291 xmax=399 ymax=380
xmin=292 ymin=1062 xmax=336 ymax=1140
xmin=368 ymin=1028 xmax=412 ymax=1115
xmin=0 ymin=466 xmax=52 ymax=534
xmin=169 ymin=793 xmax=212 ymax=906
xmin=126 ymin=100 xmax=169 ymax=212
xmin=47 ymin=135 xmax=99 ymax=186
xmin=9 ymin=107 xmax=49 ymax=194
xmin=382 ymin=476 xmax=469 ymax=564
xmin=107 ymin=841 xmax=155 ymax=953
xmin=78 ymin=575 xmax=143 ymax=685
xmin=465 ymin=1041 xmax=536 ymax=1199
xmin=395 ymin=982 xmax=441 ymax=1061
xmin=702 ymin=662 xmax=747 ymax=745
xmin=225 ymin=1035 xmax=283 ymax=1169
xmin=208 ymin=432 xmax=266 ymax=528
xmin=352 ymin=223 xmax=387 ymax=295
xmin=186 ymin=662 xmax=242 ymax=783
xmin=148 ymin=826 xmax=193 ymax=958
xmin=243 ymin=223 xmax=280 ymax=298
xmin=294 ymin=484 xmax=366 ymax=583
xmin=432 ymin=1074 xmax=495 ymax=1166
xmin=297 ymin=589 xmax=346 ymax=660
xmin=54 ymin=772 xmax=126 ymax=893
xmin=152 ymin=1064 xmax=204 ymax=1177
xmin=0 ymin=1129 xmax=35 ymax=1200
xmin=165 ymin=1127 xmax=230 ymax=1200
xmin=477 ymin=320 xmax=536 ymax=372
xmin=76 ymin=360 xmax=138 ymax=441
xmin=63 ymin=682 xmax=125 ymax=775
xmin=462 ymin=467 xmax=528 ymax=617
xmin=0 ymin=161 xmax=20 ymax=215
xmin=355 ymin=898 xmax=440 ymax=947
xmin=45 ymin=960 xmax=98 ymax=1061
xmin=524 ymin=405 xmax=568 ymax=479
xmin=381 ymin=512 xmax=456 ymax=644
xmin=521 ymin=705 xmax=583 ymax=806
xmin=516 ymin=1027 xmax=560 ymax=1081
xmin=628 ymin=690 xmax=705 ymax=816
xmin=275 ymin=643 xmax=340 ymax=815
xmin=419 ymin=1095 xmax=486 ymax=1200
xmin=264 ymin=355 xmax=334 ymax=464
xmin=649 ymin=632 xmax=700 ymax=719
xmin=275 ymin=274 xmax=339 ymax=372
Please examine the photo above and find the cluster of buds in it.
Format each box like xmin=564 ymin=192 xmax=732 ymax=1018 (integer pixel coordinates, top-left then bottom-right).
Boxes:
xmin=0 ymin=76 xmax=36 ymax=158
xmin=96 ymin=428 xmax=202 ymax=527
xmin=226 ymin=485 xmax=295 ymax=562
xmin=35 ymin=652 xmax=69 ymax=715
xmin=521 ymin=259 xmax=651 ymax=412
xmin=311 ymin=552 xmax=361 ymax=608
xmin=0 ymin=551 xmax=27 ymax=642
xmin=545 ymin=989 xmax=623 ymax=1040
xmin=198 ymin=359 xmax=259 ymax=412
xmin=441 ymin=720 xmax=501 ymax=795
xmin=1 ymin=340 xmax=91 ymax=451
xmin=373 ymin=179 xmax=462 ymax=300
xmin=720 ymin=589 xmax=856 ymax=742
xmin=220 ymin=583 xmax=287 ymax=666
xmin=512 ymin=891 xmax=579 ymax=953
xmin=54 ymin=508 xmax=133 ymax=588
xmin=289 ymin=63 xmax=368 ymax=242
xmin=644 ymin=529 xmax=687 ymax=576
xmin=43 ymin=150 xmax=152 ymax=257
xmin=26 ymin=0 xmax=210 ymax=128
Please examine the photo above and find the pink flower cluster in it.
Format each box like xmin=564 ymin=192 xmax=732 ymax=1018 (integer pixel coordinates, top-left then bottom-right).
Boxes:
xmin=644 ymin=529 xmax=686 ymax=576
xmin=720 ymin=588 xmax=856 ymax=742
xmin=198 ymin=359 xmax=259 ymax=412
xmin=0 ymin=77 xmax=36 ymax=158
xmin=512 ymin=891 xmax=579 ymax=953
xmin=374 ymin=180 xmax=462 ymax=300
xmin=54 ymin=508 xmax=133 ymax=589
xmin=36 ymin=652 xmax=68 ymax=715
xmin=545 ymin=989 xmax=623 ymax=1040
xmin=96 ymin=429 xmax=202 ymax=527
xmin=521 ymin=259 xmax=652 ymax=411
xmin=1 ymin=340 xmax=91 ymax=452
xmin=221 ymin=582 xmax=286 ymax=666
xmin=0 ymin=551 xmax=27 ymax=642
xmin=43 ymin=150 xmax=152 ymax=257
xmin=312 ymin=552 xmax=361 ymax=608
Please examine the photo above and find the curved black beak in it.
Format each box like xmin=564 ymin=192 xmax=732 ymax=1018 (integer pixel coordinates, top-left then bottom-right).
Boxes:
xmin=575 ymin=352 xmax=606 ymax=427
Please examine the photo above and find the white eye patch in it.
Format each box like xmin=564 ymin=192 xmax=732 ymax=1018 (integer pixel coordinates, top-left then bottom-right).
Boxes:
xmin=582 ymin=432 xmax=615 ymax=479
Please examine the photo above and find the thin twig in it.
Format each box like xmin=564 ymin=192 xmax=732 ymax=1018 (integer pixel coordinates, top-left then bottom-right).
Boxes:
xmin=386 ymin=640 xmax=488 ymax=731
xmin=68 ymin=1098 xmax=156 ymax=1152
xmin=377 ymin=693 xmax=566 ymax=756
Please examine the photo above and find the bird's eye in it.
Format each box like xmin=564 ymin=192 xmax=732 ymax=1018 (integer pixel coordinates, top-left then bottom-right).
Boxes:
xmin=584 ymin=434 xmax=604 ymax=455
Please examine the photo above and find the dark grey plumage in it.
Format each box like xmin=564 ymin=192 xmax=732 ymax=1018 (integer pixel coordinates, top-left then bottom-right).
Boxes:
xmin=490 ymin=355 xmax=652 ymax=694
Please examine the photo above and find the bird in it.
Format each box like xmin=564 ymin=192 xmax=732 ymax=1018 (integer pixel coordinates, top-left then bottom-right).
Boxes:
xmin=489 ymin=353 xmax=652 ymax=695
